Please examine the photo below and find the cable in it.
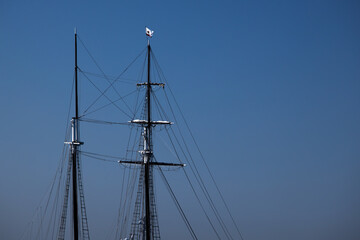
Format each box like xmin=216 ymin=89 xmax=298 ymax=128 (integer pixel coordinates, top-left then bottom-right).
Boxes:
xmin=79 ymin=70 xmax=135 ymax=84
xmin=79 ymin=70 xmax=132 ymax=118
xmin=80 ymin=89 xmax=138 ymax=118
xmin=80 ymin=118 xmax=130 ymax=126
xmin=156 ymin=165 xmax=198 ymax=240
xmin=152 ymin=87 xmax=229 ymax=239
xmin=152 ymin=51 xmax=245 ymax=239
xmin=78 ymin=35 xmax=146 ymax=115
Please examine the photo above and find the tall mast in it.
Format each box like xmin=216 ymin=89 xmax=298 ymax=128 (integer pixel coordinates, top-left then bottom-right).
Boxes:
xmin=124 ymin=31 xmax=185 ymax=239
xmin=72 ymin=28 xmax=79 ymax=240
xmin=144 ymin=40 xmax=152 ymax=240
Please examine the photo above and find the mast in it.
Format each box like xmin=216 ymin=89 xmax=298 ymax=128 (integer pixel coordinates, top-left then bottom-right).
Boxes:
xmin=123 ymin=30 xmax=185 ymax=239
xmin=59 ymin=28 xmax=86 ymax=240
xmin=144 ymin=40 xmax=151 ymax=240
xmin=72 ymin=28 xmax=80 ymax=240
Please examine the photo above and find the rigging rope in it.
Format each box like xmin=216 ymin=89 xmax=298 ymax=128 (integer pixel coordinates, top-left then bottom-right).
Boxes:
xmin=80 ymin=89 xmax=138 ymax=118
xmin=159 ymin=93 xmax=233 ymax=239
xmin=79 ymin=70 xmax=135 ymax=84
xmin=79 ymin=69 xmax=132 ymax=118
xmin=79 ymin=151 xmax=135 ymax=164
xmin=77 ymin=36 xmax=137 ymax=116
xmin=80 ymin=118 xmax=130 ymax=126
xmin=152 ymin=88 xmax=227 ymax=239
xmin=78 ymin=35 xmax=146 ymax=116
xmin=152 ymin=51 xmax=245 ymax=239
xmin=156 ymin=165 xmax=198 ymax=240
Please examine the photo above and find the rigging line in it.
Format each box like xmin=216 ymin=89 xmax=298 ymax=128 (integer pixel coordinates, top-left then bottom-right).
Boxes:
xmin=79 ymin=70 xmax=132 ymax=118
xmin=52 ymin=162 xmax=66 ymax=240
xmin=81 ymin=153 xmax=139 ymax=169
xmin=79 ymin=70 xmax=135 ymax=84
xmin=116 ymin=126 xmax=135 ymax=238
xmin=80 ymin=153 xmax=122 ymax=163
xmin=120 ymin=82 xmax=146 ymax=236
xmin=137 ymin=45 xmax=148 ymax=87
xmin=169 ymin=125 xmax=233 ymax=240
xmin=30 ymin=153 xmax=63 ymax=239
xmin=34 ymin=207 xmax=43 ymax=240
xmin=155 ymin=154 xmax=219 ymax=239
xmin=154 ymin=57 xmax=244 ymax=240
xmin=133 ymin=94 xmax=146 ymax=119
xmin=152 ymin=88 xmax=232 ymax=239
xmin=150 ymin=54 xmax=232 ymax=239
xmin=152 ymin=89 xmax=224 ymax=237
xmin=47 ymin=163 xmax=62 ymax=240
xmin=77 ymin=155 xmax=91 ymax=240
xmin=81 ymin=153 xmax=118 ymax=163
xmin=77 ymin=36 xmax=135 ymax=115
xmin=159 ymin=90 xmax=234 ymax=240
xmin=127 ymin=52 xmax=147 ymax=120
xmin=79 ymin=150 xmax=135 ymax=161
xmin=18 ymin=128 xmax=72 ymax=240
xmin=77 ymin=36 xmax=146 ymax=114
xmin=78 ymin=35 xmax=146 ymax=85
xmin=120 ymin=167 xmax=140 ymax=237
xmin=162 ymin=126 xmax=226 ymax=240
xmin=121 ymin=166 xmax=139 ymax=236
xmin=151 ymin=90 xmax=172 ymax=124
xmin=163 ymin=90 xmax=245 ymax=240
xmin=50 ymin=141 xmax=71 ymax=239
xmin=128 ymin=47 xmax=147 ymax=119
xmin=152 ymin=48 xmax=244 ymax=239
xmin=40 ymin=151 xmax=66 ymax=239
xmin=121 ymin=91 xmax=146 ymax=238
xmin=105 ymin=216 xmax=118 ymax=240
xmin=79 ymin=68 xmax=134 ymax=116
xmin=132 ymin=88 xmax=141 ymax=119
xmin=122 ymin=125 xmax=143 ymax=236
xmin=131 ymin=88 xmax=144 ymax=118
xmin=80 ymin=118 xmax=130 ymax=125
xmin=57 ymin=156 xmax=73 ymax=240
xmin=156 ymin=165 xmax=198 ymax=240
xmin=80 ymin=89 xmax=138 ymax=118
xmin=65 ymin=72 xmax=75 ymax=142
xmin=45 ymin=72 xmax=76 ymax=239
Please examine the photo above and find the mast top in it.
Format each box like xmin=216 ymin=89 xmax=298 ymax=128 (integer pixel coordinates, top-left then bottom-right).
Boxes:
xmin=74 ymin=27 xmax=77 ymax=34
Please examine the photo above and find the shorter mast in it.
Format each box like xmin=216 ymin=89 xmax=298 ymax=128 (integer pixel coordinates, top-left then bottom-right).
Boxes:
xmin=61 ymin=28 xmax=88 ymax=240
xmin=71 ymin=28 xmax=83 ymax=240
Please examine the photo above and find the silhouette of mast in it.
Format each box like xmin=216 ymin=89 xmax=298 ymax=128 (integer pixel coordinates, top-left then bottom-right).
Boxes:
xmin=71 ymin=28 xmax=83 ymax=240
xmin=122 ymin=36 xmax=185 ymax=240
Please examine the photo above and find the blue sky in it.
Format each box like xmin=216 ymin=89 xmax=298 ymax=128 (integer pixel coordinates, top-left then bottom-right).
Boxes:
xmin=0 ymin=0 xmax=359 ymax=239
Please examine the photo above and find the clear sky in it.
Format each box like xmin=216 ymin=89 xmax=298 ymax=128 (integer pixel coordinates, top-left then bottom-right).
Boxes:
xmin=0 ymin=0 xmax=359 ymax=239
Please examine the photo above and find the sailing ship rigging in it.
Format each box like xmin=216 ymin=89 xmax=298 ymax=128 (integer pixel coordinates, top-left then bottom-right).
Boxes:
xmin=20 ymin=28 xmax=244 ymax=240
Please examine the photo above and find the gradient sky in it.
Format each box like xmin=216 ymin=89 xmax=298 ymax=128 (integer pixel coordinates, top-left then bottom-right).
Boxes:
xmin=1 ymin=0 xmax=359 ymax=239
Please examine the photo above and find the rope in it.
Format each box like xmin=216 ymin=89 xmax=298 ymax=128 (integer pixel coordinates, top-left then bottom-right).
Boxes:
xmin=80 ymin=118 xmax=130 ymax=126
xmin=152 ymin=51 xmax=245 ymax=239
xmin=79 ymin=69 xmax=132 ymax=118
xmin=152 ymin=86 xmax=228 ymax=239
xmin=78 ymin=35 xmax=146 ymax=115
xmin=157 ymin=165 xmax=198 ymax=240
xmin=79 ymin=70 xmax=135 ymax=84
xmin=80 ymin=89 xmax=138 ymax=118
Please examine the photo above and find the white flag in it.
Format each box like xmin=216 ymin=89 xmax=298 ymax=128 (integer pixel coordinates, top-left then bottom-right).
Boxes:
xmin=146 ymin=27 xmax=154 ymax=37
